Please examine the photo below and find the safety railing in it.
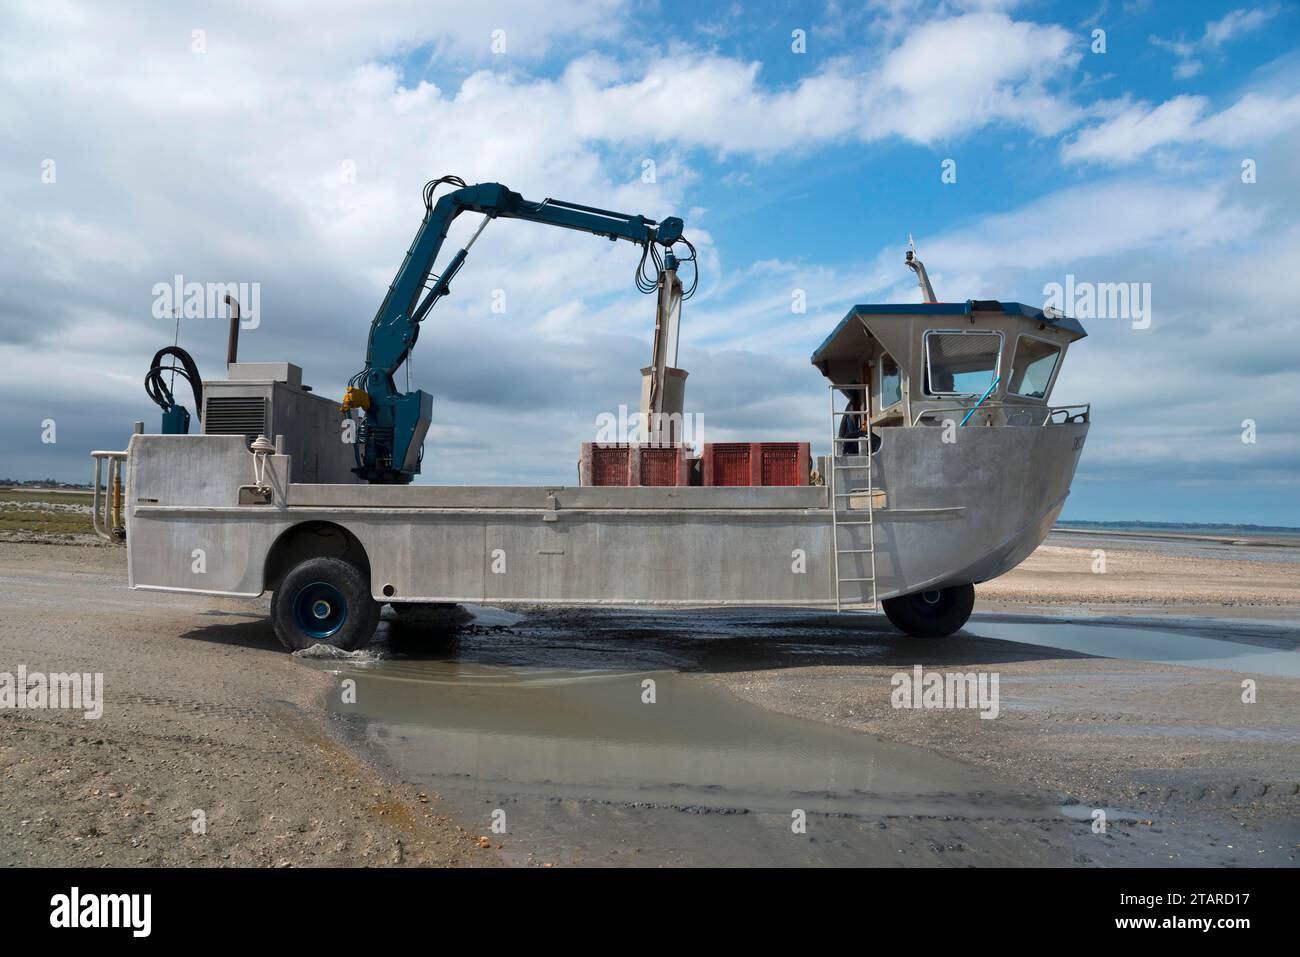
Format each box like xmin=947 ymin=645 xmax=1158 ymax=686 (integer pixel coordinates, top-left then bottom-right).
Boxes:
xmin=1042 ymin=403 xmax=1091 ymax=425
xmin=910 ymin=401 xmax=1090 ymax=427
xmin=91 ymin=450 xmax=129 ymax=542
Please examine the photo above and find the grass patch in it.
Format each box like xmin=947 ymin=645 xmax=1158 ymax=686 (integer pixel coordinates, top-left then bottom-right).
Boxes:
xmin=0 ymin=511 xmax=95 ymax=535
xmin=0 ymin=489 xmax=93 ymax=506
xmin=0 ymin=490 xmax=96 ymax=535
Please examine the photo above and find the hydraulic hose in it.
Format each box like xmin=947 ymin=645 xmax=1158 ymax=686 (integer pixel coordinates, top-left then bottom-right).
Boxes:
xmin=144 ymin=346 xmax=203 ymax=424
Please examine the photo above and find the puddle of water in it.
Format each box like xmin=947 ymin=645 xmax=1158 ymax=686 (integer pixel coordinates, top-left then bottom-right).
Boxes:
xmin=1059 ymin=804 xmax=1148 ymax=823
xmin=320 ymin=657 xmax=1041 ymax=818
xmin=967 ymin=621 xmax=1300 ymax=677
xmin=293 ymin=642 xmax=390 ymax=661
xmin=1046 ymin=530 xmax=1300 ymax=564
xmin=462 ymin=604 xmax=525 ymax=627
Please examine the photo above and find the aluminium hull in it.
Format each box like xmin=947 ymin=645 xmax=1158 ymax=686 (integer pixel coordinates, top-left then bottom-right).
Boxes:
xmin=125 ymin=423 xmax=1086 ymax=607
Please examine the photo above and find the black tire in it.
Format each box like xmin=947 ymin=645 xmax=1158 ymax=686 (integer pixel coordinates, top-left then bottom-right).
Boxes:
xmin=271 ymin=556 xmax=379 ymax=652
xmin=882 ymin=583 xmax=975 ymax=638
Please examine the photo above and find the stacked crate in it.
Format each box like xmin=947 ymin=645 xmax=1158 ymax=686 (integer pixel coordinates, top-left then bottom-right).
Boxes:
xmin=702 ymin=442 xmax=810 ymax=486
xmin=579 ymin=443 xmax=691 ymax=487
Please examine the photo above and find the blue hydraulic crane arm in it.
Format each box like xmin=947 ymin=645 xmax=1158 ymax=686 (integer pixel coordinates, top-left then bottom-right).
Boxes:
xmin=363 ymin=181 xmax=684 ymax=378
xmin=347 ymin=177 xmax=689 ymax=485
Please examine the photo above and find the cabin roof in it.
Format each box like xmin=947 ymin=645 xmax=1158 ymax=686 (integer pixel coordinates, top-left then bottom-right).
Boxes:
xmin=810 ymin=300 xmax=1087 ymax=366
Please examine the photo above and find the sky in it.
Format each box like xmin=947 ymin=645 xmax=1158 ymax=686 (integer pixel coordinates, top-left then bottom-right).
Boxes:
xmin=1 ymin=0 xmax=1297 ymax=525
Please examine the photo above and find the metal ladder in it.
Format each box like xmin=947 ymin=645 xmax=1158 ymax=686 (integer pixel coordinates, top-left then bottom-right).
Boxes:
xmin=828 ymin=383 xmax=877 ymax=612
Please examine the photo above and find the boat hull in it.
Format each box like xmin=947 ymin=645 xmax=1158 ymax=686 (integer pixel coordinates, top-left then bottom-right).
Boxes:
xmin=838 ymin=421 xmax=1089 ymax=600
xmin=123 ymin=422 xmax=1087 ymax=607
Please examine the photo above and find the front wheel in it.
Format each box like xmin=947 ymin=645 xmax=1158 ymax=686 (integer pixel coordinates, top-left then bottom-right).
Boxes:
xmin=271 ymin=557 xmax=379 ymax=651
xmin=882 ymin=583 xmax=975 ymax=638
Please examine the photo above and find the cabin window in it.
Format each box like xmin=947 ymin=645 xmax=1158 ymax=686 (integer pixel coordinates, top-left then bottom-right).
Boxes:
xmin=879 ymin=354 xmax=902 ymax=409
xmin=1008 ymin=336 xmax=1062 ymax=400
xmin=924 ymin=330 xmax=1003 ymax=396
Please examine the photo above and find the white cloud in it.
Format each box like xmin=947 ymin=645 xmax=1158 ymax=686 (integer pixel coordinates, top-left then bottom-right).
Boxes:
xmin=926 ymin=178 xmax=1264 ymax=272
xmin=457 ymin=12 xmax=1082 ymax=154
xmin=865 ymin=12 xmax=1081 ymax=142
xmin=1150 ymin=5 xmax=1281 ymax=80
xmin=1 ymin=0 xmax=1295 ymax=513
xmin=1061 ymin=90 xmax=1300 ymax=164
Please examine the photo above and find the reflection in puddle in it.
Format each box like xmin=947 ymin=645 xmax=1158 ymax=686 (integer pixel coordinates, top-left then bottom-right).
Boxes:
xmin=967 ymin=621 xmax=1300 ymax=677
xmin=321 ymin=658 xmax=1041 ymax=818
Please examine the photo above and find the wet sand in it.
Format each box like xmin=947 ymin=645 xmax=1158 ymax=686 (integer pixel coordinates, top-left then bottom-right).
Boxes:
xmin=978 ymin=537 xmax=1300 ymax=611
xmin=702 ymin=615 xmax=1300 ymax=865
xmin=320 ymin=597 xmax=1299 ymax=867
xmin=310 ymin=533 xmax=1300 ymax=866
xmin=0 ymin=543 xmax=490 ymax=867
xmin=317 ymin=653 xmax=1063 ymax=867
xmin=2 ymin=539 xmax=1297 ymax=867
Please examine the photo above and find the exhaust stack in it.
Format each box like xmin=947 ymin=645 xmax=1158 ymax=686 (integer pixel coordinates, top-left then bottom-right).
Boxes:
xmin=224 ymin=294 xmax=241 ymax=365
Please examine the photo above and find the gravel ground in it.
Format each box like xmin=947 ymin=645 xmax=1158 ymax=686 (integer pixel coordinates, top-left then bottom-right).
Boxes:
xmin=0 ymin=542 xmax=495 ymax=867
xmin=695 ymin=542 xmax=1300 ymax=864
xmin=703 ymin=653 xmax=1300 ymax=850
xmin=2 ymin=539 xmax=1297 ymax=867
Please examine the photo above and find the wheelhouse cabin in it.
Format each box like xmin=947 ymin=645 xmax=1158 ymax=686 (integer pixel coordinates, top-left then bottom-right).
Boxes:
xmin=811 ymin=300 xmax=1088 ymax=429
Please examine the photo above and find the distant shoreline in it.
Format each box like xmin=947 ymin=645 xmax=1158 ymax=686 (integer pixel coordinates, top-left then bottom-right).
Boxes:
xmin=1052 ymin=525 xmax=1300 ymax=549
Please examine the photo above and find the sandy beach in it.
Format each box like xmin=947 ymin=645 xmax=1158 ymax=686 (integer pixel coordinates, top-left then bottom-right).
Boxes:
xmin=1 ymin=528 xmax=1297 ymax=866
xmin=978 ymin=533 xmax=1300 ymax=613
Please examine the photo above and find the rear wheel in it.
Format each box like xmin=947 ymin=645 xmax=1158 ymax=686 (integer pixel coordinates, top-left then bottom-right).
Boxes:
xmin=882 ymin=583 xmax=975 ymax=638
xmin=271 ymin=556 xmax=379 ymax=652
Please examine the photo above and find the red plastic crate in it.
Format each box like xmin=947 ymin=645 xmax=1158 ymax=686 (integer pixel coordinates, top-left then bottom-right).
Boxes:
xmin=760 ymin=444 xmax=804 ymax=486
xmin=702 ymin=442 xmax=810 ymax=486
xmin=707 ymin=443 xmax=751 ymax=487
xmin=638 ymin=446 xmax=683 ymax=486
xmin=589 ymin=445 xmax=629 ymax=486
xmin=580 ymin=443 xmax=689 ymax=486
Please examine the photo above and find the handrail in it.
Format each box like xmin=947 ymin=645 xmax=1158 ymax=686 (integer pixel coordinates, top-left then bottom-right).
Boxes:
xmin=1041 ymin=403 xmax=1091 ymax=426
xmin=90 ymin=450 xmax=129 ymax=542
xmin=960 ymin=376 xmax=1001 ymax=426
xmin=833 ymin=382 xmax=1090 ymax=429
xmin=911 ymin=401 xmax=1036 ymax=426
xmin=910 ymin=401 xmax=1090 ymax=427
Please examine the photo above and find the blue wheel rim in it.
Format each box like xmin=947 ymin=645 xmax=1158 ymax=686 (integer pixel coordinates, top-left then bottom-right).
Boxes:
xmin=292 ymin=581 xmax=348 ymax=640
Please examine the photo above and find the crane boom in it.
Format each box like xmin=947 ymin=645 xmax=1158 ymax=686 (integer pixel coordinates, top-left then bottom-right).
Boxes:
xmin=346 ymin=178 xmax=690 ymax=484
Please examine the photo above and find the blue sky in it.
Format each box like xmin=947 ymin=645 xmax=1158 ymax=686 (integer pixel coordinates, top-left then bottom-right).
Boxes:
xmin=1 ymin=0 xmax=1297 ymax=524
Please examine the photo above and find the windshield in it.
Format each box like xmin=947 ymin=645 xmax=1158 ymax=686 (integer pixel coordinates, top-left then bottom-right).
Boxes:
xmin=1008 ymin=336 xmax=1062 ymax=399
xmin=924 ymin=331 xmax=1002 ymax=395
